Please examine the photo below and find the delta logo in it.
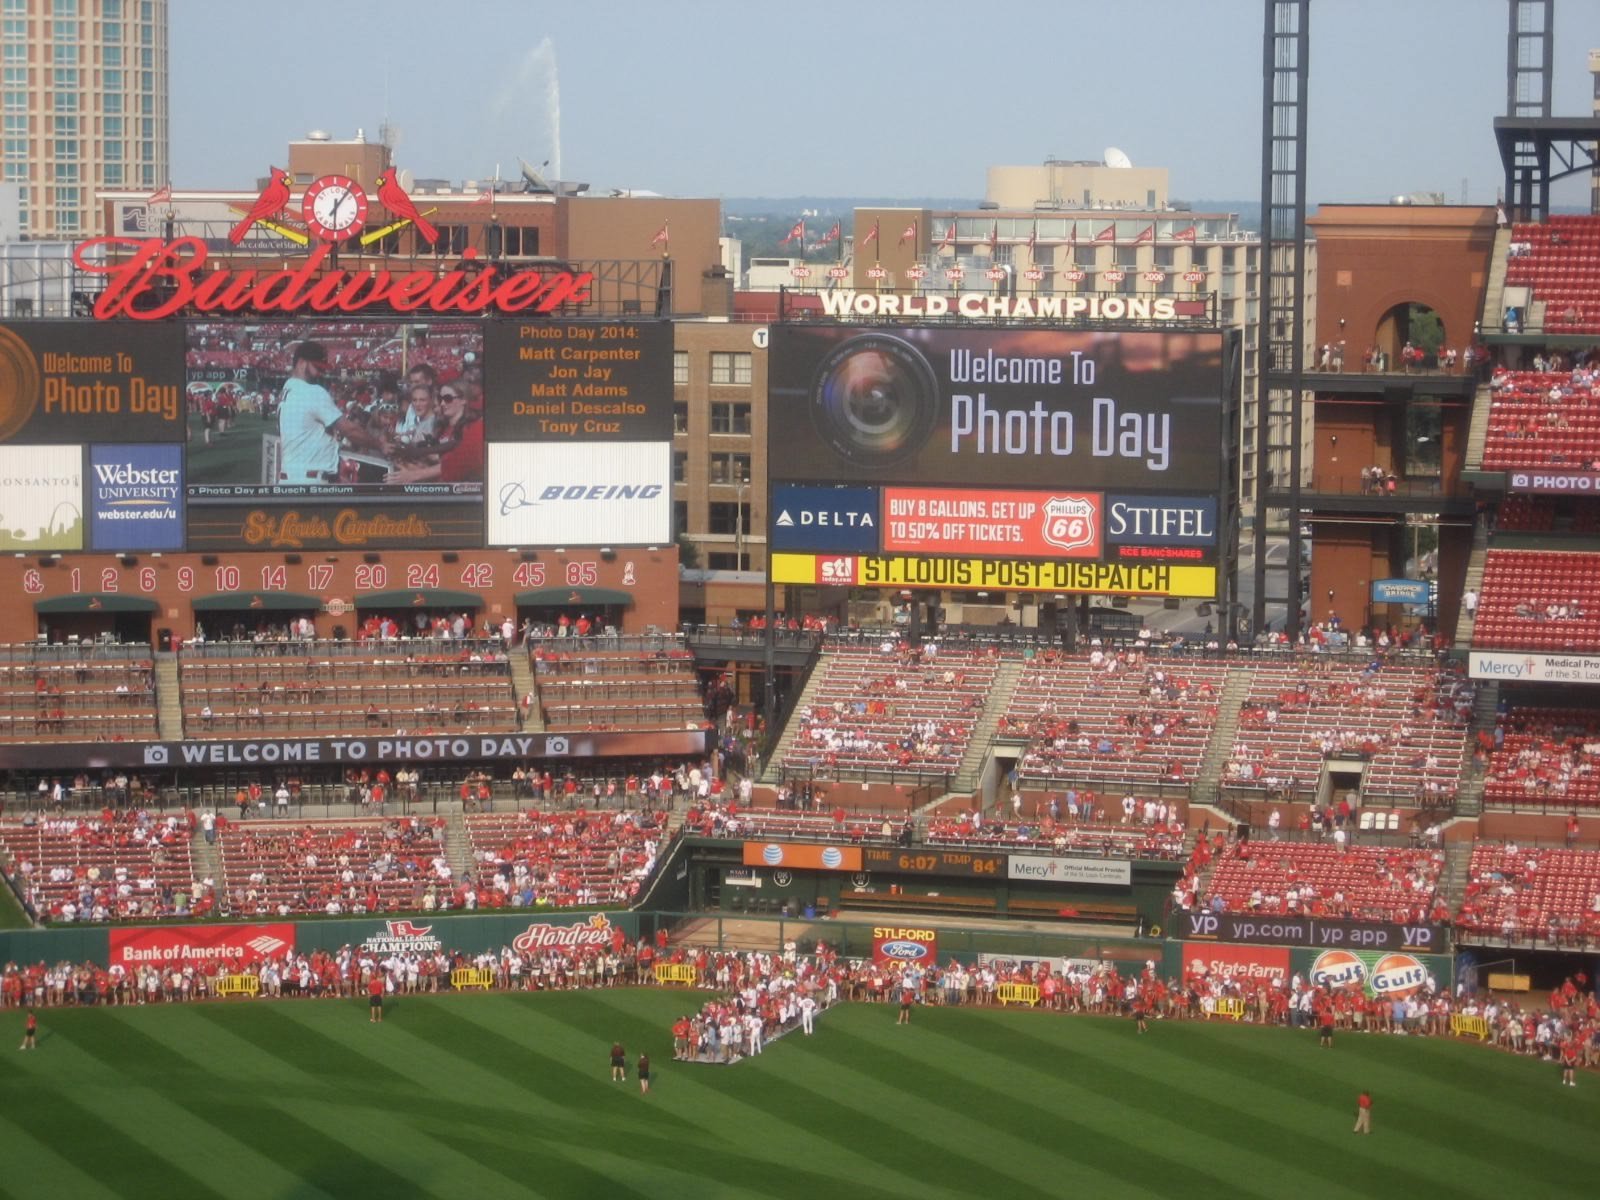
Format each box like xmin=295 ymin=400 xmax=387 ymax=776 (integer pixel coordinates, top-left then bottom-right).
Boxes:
xmin=1309 ymin=949 xmax=1368 ymax=992
xmin=361 ymin=919 xmax=443 ymax=956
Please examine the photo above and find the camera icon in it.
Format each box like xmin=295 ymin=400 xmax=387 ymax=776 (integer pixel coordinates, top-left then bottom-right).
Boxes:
xmin=143 ymin=744 xmax=170 ymax=766
xmin=811 ymin=333 xmax=938 ymax=468
xmin=545 ymin=736 xmax=570 ymax=757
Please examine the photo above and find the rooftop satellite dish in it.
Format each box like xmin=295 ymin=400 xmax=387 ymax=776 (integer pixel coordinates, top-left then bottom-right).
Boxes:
xmin=518 ymin=157 xmax=554 ymax=194
xmin=1103 ymin=146 xmax=1133 ymax=169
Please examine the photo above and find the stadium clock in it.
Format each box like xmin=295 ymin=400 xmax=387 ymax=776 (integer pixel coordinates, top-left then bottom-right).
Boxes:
xmin=301 ymin=174 xmax=369 ymax=242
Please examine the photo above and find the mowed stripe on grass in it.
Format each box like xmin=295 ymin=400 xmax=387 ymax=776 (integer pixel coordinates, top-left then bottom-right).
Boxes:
xmin=0 ymin=993 xmax=1590 ymax=1200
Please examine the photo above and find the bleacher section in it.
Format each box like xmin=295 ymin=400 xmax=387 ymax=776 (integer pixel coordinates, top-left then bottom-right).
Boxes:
xmin=0 ymin=812 xmax=199 ymax=921
xmin=926 ymin=816 xmax=1185 ymax=860
xmin=1223 ymin=662 xmax=1468 ymax=803
xmin=463 ymin=808 xmax=664 ymax=906
xmin=0 ymin=643 xmax=158 ymax=742
xmin=1197 ymin=842 xmax=1447 ymax=924
xmin=1482 ymin=369 xmax=1600 ymax=471
xmin=1504 ymin=215 xmax=1600 ymax=335
xmin=178 ymin=639 xmax=518 ymax=737
xmin=1471 ymin=550 xmax=1600 ymax=651
xmin=1481 ymin=707 xmax=1600 ymax=810
xmin=782 ymin=645 xmax=998 ymax=775
xmin=529 ymin=640 xmax=702 ymax=731
xmin=1001 ymin=653 xmax=1229 ymax=789
xmin=1458 ymin=842 xmax=1600 ymax=943
xmin=687 ymin=806 xmax=903 ymax=844
xmin=217 ymin=817 xmax=449 ymax=915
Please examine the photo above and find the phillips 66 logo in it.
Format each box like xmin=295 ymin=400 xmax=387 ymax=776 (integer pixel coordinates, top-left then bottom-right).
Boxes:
xmin=1042 ymin=496 xmax=1096 ymax=551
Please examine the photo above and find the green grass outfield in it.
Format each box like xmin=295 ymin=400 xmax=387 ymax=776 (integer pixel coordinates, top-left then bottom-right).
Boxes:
xmin=0 ymin=992 xmax=1589 ymax=1200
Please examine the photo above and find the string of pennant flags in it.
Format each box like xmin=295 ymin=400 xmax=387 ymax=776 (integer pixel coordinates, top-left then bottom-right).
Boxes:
xmin=758 ymin=218 xmax=1202 ymax=256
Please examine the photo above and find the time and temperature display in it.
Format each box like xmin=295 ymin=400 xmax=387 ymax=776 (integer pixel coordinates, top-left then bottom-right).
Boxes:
xmin=863 ymin=848 xmax=1005 ymax=877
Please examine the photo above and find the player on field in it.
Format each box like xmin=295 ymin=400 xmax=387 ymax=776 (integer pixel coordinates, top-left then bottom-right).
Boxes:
xmin=368 ymin=973 xmax=385 ymax=1023
xmin=19 ymin=1007 xmax=36 ymax=1050
xmin=611 ymin=1041 xmax=627 ymax=1082
xmin=637 ymin=1052 xmax=651 ymax=1095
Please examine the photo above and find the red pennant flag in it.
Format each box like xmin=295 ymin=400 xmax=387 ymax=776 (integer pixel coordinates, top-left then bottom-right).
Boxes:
xmin=898 ymin=219 xmax=918 ymax=247
xmin=1026 ymin=223 xmax=1037 ymax=254
xmin=1172 ymin=225 xmax=1197 ymax=242
xmin=938 ymin=221 xmax=955 ymax=249
xmin=472 ymin=189 xmax=494 ymax=206
xmin=862 ymin=219 xmax=880 ymax=246
xmin=1094 ymin=224 xmax=1117 ymax=243
xmin=147 ymin=182 xmax=172 ymax=206
xmin=819 ymin=221 xmax=842 ymax=245
xmin=988 ymin=221 xmax=999 ymax=252
xmin=650 ymin=221 xmax=669 ymax=248
xmin=1134 ymin=224 xmax=1155 ymax=244
xmin=1068 ymin=224 xmax=1077 ymax=247
xmin=778 ymin=218 xmax=806 ymax=246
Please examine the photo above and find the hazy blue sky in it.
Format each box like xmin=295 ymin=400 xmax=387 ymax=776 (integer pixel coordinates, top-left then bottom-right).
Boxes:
xmin=172 ymin=0 xmax=1598 ymax=207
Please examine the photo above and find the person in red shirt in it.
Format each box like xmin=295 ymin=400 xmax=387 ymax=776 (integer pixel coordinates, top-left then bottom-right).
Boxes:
xmin=637 ymin=1052 xmax=651 ymax=1095
xmin=20 ymin=1007 xmax=36 ymax=1050
xmin=610 ymin=1041 xmax=627 ymax=1082
xmin=1353 ymin=1089 xmax=1372 ymax=1134
xmin=367 ymin=973 xmax=385 ymax=1024
xmin=1561 ymin=1038 xmax=1579 ymax=1087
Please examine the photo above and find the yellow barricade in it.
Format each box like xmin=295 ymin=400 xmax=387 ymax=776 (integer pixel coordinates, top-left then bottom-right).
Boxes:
xmin=653 ymin=963 xmax=699 ymax=987
xmin=996 ymin=983 xmax=1040 ymax=1007
xmin=1213 ymin=997 xmax=1247 ymax=1021
xmin=450 ymin=967 xmax=495 ymax=991
xmin=1487 ymin=972 xmax=1530 ymax=993
xmin=216 ymin=974 xmax=260 ymax=998
xmin=1451 ymin=1014 xmax=1490 ymax=1041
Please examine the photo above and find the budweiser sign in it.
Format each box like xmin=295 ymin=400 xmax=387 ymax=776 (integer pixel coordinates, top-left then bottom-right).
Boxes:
xmin=109 ymin=922 xmax=296 ymax=967
xmin=71 ymin=237 xmax=592 ymax=321
xmin=511 ymin=913 xmax=617 ymax=953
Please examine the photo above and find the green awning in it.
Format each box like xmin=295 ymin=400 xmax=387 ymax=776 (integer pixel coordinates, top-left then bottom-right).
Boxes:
xmin=515 ymin=587 xmax=633 ymax=607
xmin=356 ymin=588 xmax=484 ymax=609
xmin=35 ymin=594 xmax=158 ymax=614
xmin=191 ymin=592 xmax=323 ymax=613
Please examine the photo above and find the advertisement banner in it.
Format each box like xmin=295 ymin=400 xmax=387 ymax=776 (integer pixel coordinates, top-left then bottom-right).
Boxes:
xmin=1177 ymin=911 xmax=1448 ymax=953
xmin=872 ymin=925 xmax=938 ymax=967
xmin=1104 ymin=494 xmax=1218 ymax=548
xmin=741 ymin=842 xmax=864 ymax=872
xmin=0 ymin=445 xmax=81 ymax=550
xmin=1371 ymin=578 xmax=1430 ymax=605
xmin=0 ymin=728 xmax=709 ymax=772
xmin=0 ymin=321 xmax=184 ymax=445
xmin=88 ymin=444 xmax=185 ymax=551
xmin=861 ymin=847 xmax=1005 ymax=878
xmin=1469 ymin=650 xmax=1600 ymax=685
xmin=1180 ymin=941 xmax=1291 ymax=989
xmin=109 ymin=922 xmax=296 ymax=968
xmin=1506 ymin=469 xmax=1600 ymax=495
xmin=881 ymin=487 xmax=1102 ymax=559
xmin=1007 ymin=854 xmax=1132 ymax=887
xmin=483 ymin=321 xmax=672 ymax=442
xmin=487 ymin=441 xmax=670 ymax=547
xmin=1294 ymin=948 xmax=1453 ymax=1000
xmin=770 ymin=552 xmax=1217 ymax=598
xmin=769 ymin=326 xmax=1223 ymax=491
xmin=186 ymin=500 xmax=484 ymax=551
xmin=769 ymin=484 xmax=881 ymax=553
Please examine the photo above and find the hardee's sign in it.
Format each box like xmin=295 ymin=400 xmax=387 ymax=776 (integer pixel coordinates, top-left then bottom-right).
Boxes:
xmin=71 ymin=237 xmax=593 ymax=321
xmin=511 ymin=913 xmax=618 ymax=954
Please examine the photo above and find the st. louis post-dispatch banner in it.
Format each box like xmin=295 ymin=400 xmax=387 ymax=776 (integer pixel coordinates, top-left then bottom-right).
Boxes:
xmin=769 ymin=325 xmax=1223 ymax=492
xmin=487 ymin=441 xmax=671 ymax=547
xmin=89 ymin=443 xmax=185 ymax=551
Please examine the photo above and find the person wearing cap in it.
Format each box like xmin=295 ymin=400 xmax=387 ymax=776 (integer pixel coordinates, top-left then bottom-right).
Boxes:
xmin=278 ymin=340 xmax=384 ymax=484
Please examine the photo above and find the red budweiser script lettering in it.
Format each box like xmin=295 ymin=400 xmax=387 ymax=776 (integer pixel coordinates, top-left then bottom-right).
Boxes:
xmin=109 ymin=923 xmax=296 ymax=967
xmin=511 ymin=914 xmax=615 ymax=953
xmin=72 ymin=237 xmax=593 ymax=321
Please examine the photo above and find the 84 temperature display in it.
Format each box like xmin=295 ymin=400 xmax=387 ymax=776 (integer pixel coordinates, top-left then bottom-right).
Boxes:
xmin=863 ymin=848 xmax=1004 ymax=877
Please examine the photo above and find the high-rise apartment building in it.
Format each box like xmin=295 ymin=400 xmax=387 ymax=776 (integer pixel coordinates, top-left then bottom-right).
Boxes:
xmin=2 ymin=0 xmax=167 ymax=238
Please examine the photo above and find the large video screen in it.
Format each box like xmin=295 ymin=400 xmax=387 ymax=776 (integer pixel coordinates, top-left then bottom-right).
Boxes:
xmin=769 ymin=326 xmax=1224 ymax=492
xmin=183 ymin=321 xmax=486 ymax=549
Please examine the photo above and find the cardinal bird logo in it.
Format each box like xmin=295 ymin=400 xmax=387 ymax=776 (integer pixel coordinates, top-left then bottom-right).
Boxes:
xmin=376 ymin=169 xmax=438 ymax=245
xmin=228 ymin=167 xmax=292 ymax=245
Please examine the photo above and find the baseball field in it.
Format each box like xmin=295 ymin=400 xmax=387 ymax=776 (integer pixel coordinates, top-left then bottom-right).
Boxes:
xmin=0 ymin=990 xmax=1585 ymax=1198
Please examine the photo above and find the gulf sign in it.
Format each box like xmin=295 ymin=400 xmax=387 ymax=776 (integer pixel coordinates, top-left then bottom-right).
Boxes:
xmin=873 ymin=925 xmax=938 ymax=967
xmin=1305 ymin=949 xmax=1436 ymax=1000
xmin=741 ymin=841 xmax=863 ymax=872
xmin=109 ymin=922 xmax=296 ymax=968
xmin=882 ymin=487 xmax=1102 ymax=559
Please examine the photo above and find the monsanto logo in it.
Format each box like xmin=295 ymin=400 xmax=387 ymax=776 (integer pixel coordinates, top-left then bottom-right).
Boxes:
xmin=246 ymin=935 xmax=286 ymax=955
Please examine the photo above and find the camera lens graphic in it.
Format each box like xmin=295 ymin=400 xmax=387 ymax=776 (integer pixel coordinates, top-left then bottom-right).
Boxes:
xmin=810 ymin=334 xmax=938 ymax=467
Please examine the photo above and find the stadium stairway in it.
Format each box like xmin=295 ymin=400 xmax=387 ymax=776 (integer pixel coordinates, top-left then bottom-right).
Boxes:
xmin=190 ymin=824 xmax=223 ymax=889
xmin=759 ymin=658 xmax=833 ymax=785
xmin=444 ymin=807 xmax=475 ymax=881
xmin=507 ymin=653 xmax=542 ymax=732
xmin=1481 ymin=226 xmax=1512 ymax=336
xmin=1440 ymin=838 xmax=1475 ymax=914
xmin=1451 ymin=682 xmax=1499 ymax=819
xmin=155 ymin=656 xmax=183 ymax=741
xmin=1462 ymin=379 xmax=1494 ymax=474
xmin=1189 ymin=666 xmax=1257 ymax=809
xmin=1453 ymin=526 xmax=1488 ymax=649
xmin=950 ymin=657 xmax=1026 ymax=796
